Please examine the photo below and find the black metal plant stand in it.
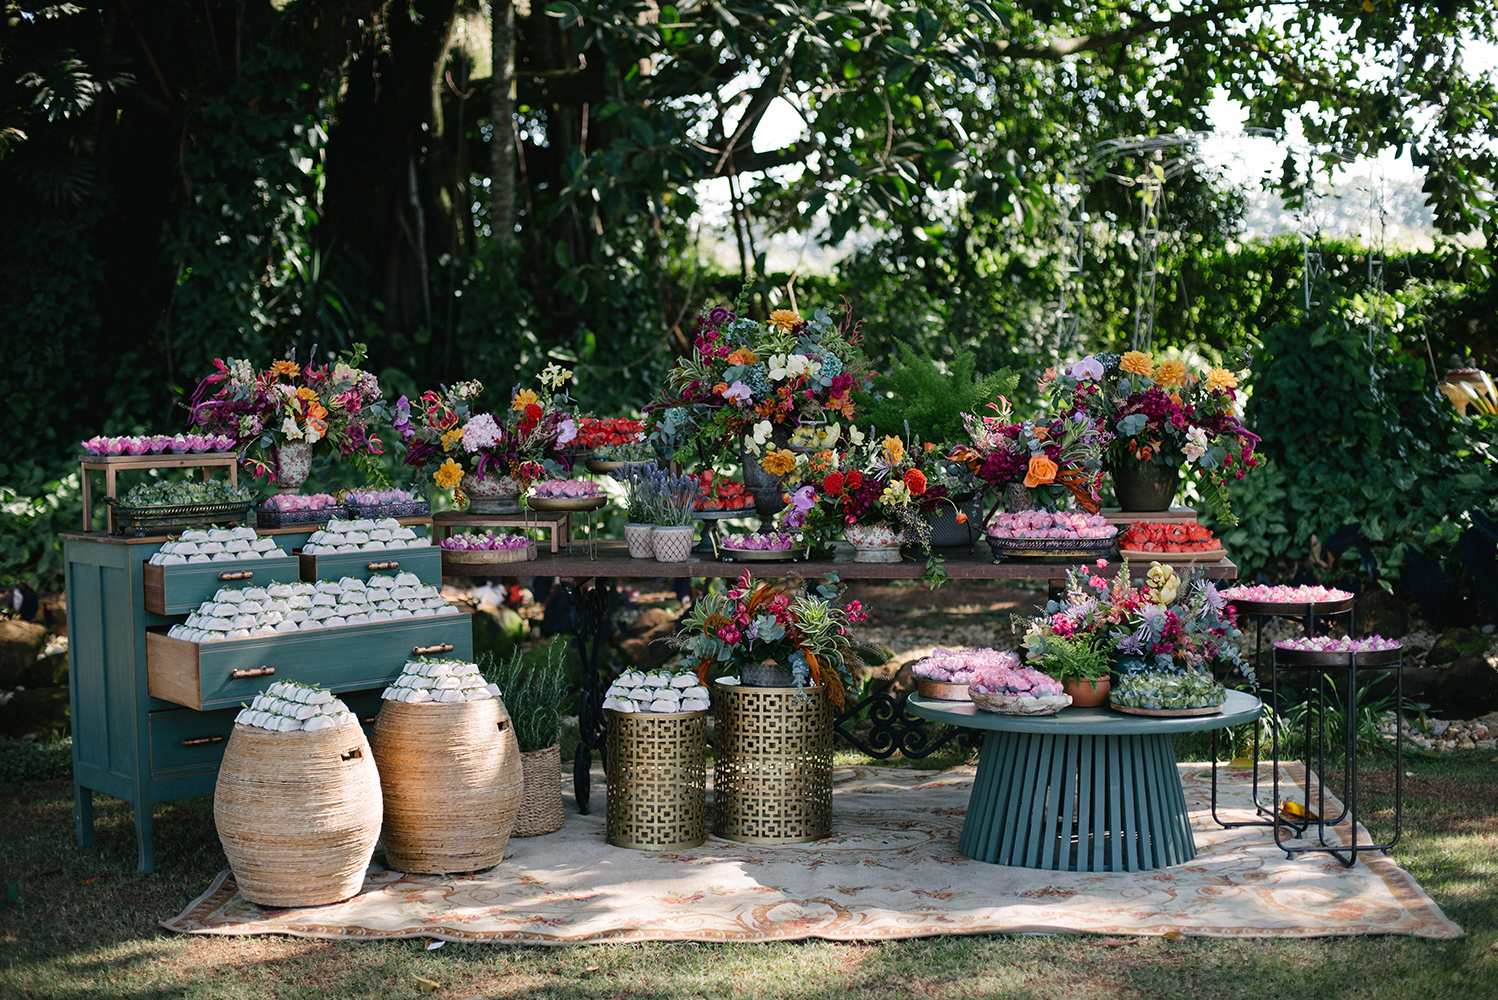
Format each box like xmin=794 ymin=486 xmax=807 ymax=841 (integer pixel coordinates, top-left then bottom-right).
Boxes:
xmin=1210 ymin=596 xmax=1354 ymax=830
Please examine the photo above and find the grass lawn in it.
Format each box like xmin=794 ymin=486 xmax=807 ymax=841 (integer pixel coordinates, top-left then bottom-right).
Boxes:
xmin=2 ymin=746 xmax=1495 ymax=1000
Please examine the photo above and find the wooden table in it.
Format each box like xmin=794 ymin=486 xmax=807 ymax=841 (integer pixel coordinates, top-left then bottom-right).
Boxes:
xmin=907 ymin=690 xmax=1262 ymax=871
xmin=439 ymin=540 xmax=1240 ymax=584
xmin=79 ymin=452 xmax=240 ymax=534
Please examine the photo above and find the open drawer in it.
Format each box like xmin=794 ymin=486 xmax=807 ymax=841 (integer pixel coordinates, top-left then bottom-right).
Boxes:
xmin=146 ymin=613 xmax=473 ymax=710
xmin=297 ymin=544 xmax=442 ymax=586
xmin=144 ymin=555 xmax=303 ymax=616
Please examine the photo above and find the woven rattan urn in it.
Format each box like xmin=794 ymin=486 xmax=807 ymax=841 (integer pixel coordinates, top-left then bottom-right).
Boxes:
xmin=512 ymin=744 xmax=565 ymax=837
xmin=372 ymin=698 xmax=522 ymax=873
xmin=213 ymin=720 xmax=382 ymax=907
xmin=712 ymin=680 xmax=833 ymax=844
xmin=605 ymin=708 xmax=708 ymax=851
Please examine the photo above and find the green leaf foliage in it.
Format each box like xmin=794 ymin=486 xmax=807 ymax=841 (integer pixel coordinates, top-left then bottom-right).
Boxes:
xmin=856 ymin=342 xmax=1019 ymax=447
xmin=482 ymin=638 xmax=570 ymax=754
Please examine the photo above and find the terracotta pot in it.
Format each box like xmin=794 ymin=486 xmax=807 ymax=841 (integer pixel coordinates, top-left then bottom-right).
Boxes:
xmin=1063 ymin=676 xmax=1111 ymax=708
xmin=1110 ymin=461 xmax=1180 ymax=512
xmin=624 ymin=522 xmax=655 ymax=558
xmin=274 ymin=440 xmax=313 ymax=495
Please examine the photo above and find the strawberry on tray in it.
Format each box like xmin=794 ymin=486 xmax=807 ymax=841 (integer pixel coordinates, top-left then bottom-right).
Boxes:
xmin=1119 ymin=520 xmax=1227 ymax=559
xmin=693 ymin=470 xmax=755 ymax=512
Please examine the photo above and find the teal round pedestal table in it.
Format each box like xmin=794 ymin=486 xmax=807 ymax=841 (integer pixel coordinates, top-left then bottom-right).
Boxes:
xmin=907 ymin=690 xmax=1262 ymax=872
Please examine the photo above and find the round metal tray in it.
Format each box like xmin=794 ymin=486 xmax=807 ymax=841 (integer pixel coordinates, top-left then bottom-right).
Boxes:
xmin=987 ymin=535 xmax=1116 ymax=561
xmin=1225 ymin=597 xmax=1354 ymax=617
xmin=1271 ymin=646 xmax=1401 ymax=667
xmin=525 ymin=495 xmax=607 ymax=512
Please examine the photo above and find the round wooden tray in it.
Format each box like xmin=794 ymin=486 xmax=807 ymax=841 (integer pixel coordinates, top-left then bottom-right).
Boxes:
xmin=440 ymin=543 xmax=536 ymax=564
xmin=1118 ymin=547 xmax=1228 ymax=563
xmin=916 ymin=678 xmax=971 ymax=702
xmin=1109 ymin=702 xmax=1224 ymax=717
xmin=720 ymin=546 xmax=799 ymax=562
xmin=525 ymin=495 xmax=607 ymax=512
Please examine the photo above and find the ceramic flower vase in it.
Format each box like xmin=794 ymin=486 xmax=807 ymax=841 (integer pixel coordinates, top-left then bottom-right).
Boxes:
xmin=844 ymin=523 xmax=904 ymax=564
xmin=462 ymin=472 xmax=521 ymax=514
xmin=651 ymin=525 xmax=695 ymax=563
xmin=1110 ymin=461 xmax=1179 ymax=513
xmin=274 ymin=440 xmax=313 ymax=495
xmin=1062 ymin=676 xmax=1111 ymax=708
xmin=624 ymin=522 xmax=655 ymax=559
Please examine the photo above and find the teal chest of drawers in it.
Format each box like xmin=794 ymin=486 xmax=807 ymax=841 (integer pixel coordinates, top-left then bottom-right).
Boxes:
xmin=63 ymin=525 xmax=470 ymax=872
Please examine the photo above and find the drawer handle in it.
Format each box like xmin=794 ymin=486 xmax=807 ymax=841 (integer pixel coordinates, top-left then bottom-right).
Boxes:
xmin=180 ymin=735 xmax=225 ymax=747
xmin=229 ymin=666 xmax=276 ymax=680
xmin=218 ymin=570 xmax=254 ymax=581
xmin=367 ymin=560 xmax=400 ymax=570
xmin=413 ymin=643 xmax=453 ymax=656
xmin=359 ymin=716 xmax=377 ymax=725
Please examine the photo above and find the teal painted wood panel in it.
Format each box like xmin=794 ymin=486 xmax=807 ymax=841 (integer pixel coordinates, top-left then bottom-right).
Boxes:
xmin=147 ymin=555 xmax=302 ymax=614
xmin=298 ymin=546 xmax=442 ymax=586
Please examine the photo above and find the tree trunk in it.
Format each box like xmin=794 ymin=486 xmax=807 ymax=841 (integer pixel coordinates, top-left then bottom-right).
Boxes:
xmin=490 ymin=0 xmax=516 ymax=247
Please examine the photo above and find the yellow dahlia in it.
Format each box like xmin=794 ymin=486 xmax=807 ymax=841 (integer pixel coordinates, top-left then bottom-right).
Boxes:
xmin=511 ymin=388 xmax=541 ymax=411
xmin=269 ymin=360 xmax=301 ymax=378
xmin=441 ymin=427 xmax=465 ymax=452
xmin=1206 ymin=367 xmax=1239 ymax=391
xmin=881 ymin=435 xmax=905 ymax=467
xmin=434 ymin=458 xmax=464 ymax=490
xmin=1153 ymin=359 xmax=1188 ymax=388
xmin=1120 ymin=351 xmax=1154 ymax=377
xmin=759 ymin=448 xmax=797 ymax=477
xmin=768 ymin=309 xmax=801 ymax=332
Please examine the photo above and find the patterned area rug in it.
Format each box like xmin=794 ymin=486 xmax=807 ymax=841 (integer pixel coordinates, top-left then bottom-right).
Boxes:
xmin=162 ymin=762 xmax=1462 ymax=943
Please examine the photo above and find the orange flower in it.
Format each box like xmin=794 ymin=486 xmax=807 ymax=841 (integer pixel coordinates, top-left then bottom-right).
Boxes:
xmin=1206 ymin=367 xmax=1239 ymax=391
xmin=1024 ymin=454 xmax=1059 ymax=488
xmin=434 ymin=458 xmax=464 ymax=490
xmin=511 ymin=388 xmax=541 ymax=411
xmin=768 ymin=309 xmax=801 ymax=331
xmin=955 ymin=512 xmax=969 ymax=524
xmin=713 ymin=382 xmax=729 ymax=395
xmin=1168 ymin=392 xmax=1183 ymax=408
xmin=903 ymin=468 xmax=928 ymax=494
xmin=295 ymin=386 xmax=318 ymax=401
xmin=923 ymin=442 xmax=935 ymax=452
xmin=441 ymin=427 xmax=465 ymax=452
xmin=270 ymin=360 xmax=301 ymax=378
xmin=881 ymin=435 xmax=904 ymax=467
xmin=306 ymin=401 xmax=328 ymax=423
xmin=726 ymin=348 xmax=759 ymax=366
xmin=759 ymin=448 xmax=796 ymax=477
xmin=1153 ymin=359 xmax=1188 ymax=388
xmin=1120 ymin=351 xmax=1153 ymax=377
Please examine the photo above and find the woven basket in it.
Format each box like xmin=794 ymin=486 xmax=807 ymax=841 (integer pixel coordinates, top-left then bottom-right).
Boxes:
xmin=712 ymin=683 xmax=832 ymax=844
xmin=512 ymin=743 xmax=565 ymax=837
xmin=371 ymin=698 xmax=522 ymax=874
xmin=213 ymin=721 xmax=382 ymax=907
xmin=605 ymin=709 xmax=708 ymax=851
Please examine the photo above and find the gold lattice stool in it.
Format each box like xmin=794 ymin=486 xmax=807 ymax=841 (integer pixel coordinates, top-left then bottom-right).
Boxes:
xmin=712 ymin=680 xmax=833 ymax=844
xmin=605 ymin=708 xmax=708 ymax=851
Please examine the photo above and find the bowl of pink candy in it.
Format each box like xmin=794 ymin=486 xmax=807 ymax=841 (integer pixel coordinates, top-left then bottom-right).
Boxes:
xmin=343 ymin=487 xmax=430 ymax=519
xmin=1220 ymin=583 xmax=1354 ymax=615
xmin=968 ymin=660 xmax=1072 ymax=715
xmin=439 ymin=532 xmax=536 ymax=564
xmin=1273 ymin=634 xmax=1401 ymax=666
xmin=912 ymin=647 xmax=1024 ymax=701
xmin=720 ymin=532 xmax=798 ymax=561
xmin=526 ymin=479 xmax=607 ymax=511
xmin=985 ymin=510 xmax=1117 ymax=562
xmin=256 ymin=493 xmax=345 ymax=527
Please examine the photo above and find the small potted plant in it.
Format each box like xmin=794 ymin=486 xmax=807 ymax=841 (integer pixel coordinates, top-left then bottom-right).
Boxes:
xmin=613 ymin=463 xmax=659 ymax=558
xmin=1030 ymin=634 xmax=1113 ymax=707
xmin=650 ymin=469 xmax=699 ymax=562
xmin=482 ymin=638 xmax=569 ymax=837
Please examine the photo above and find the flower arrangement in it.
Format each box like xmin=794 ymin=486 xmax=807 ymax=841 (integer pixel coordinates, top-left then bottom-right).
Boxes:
xmin=652 ymin=470 xmax=702 ymax=527
xmin=1015 ymin=557 xmax=1245 ymax=708
xmin=645 ymin=300 xmax=875 ymax=461
xmin=611 ymin=464 xmax=657 ymax=523
xmin=669 ymin=572 xmax=875 ymax=709
xmin=949 ymin=393 xmax=1106 ymax=512
xmin=188 ymin=346 xmax=391 ymax=484
xmin=396 ymin=366 xmax=577 ymax=495
xmin=82 ymin=433 xmax=235 ymax=455
xmin=439 ymin=532 xmax=534 ymax=551
xmin=1275 ymin=635 xmax=1400 ymax=653
xmin=1047 ymin=351 xmax=1260 ymax=523
xmin=788 ymin=432 xmax=953 ymax=552
xmin=1221 ymin=584 xmax=1353 ymax=604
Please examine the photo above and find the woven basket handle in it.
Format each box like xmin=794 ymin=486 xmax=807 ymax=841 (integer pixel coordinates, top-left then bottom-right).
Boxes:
xmin=367 ymin=560 xmax=400 ymax=570
xmin=229 ymin=666 xmax=275 ymax=680
xmin=217 ymin=570 xmax=254 ymax=581
xmin=412 ymin=643 xmax=453 ymax=656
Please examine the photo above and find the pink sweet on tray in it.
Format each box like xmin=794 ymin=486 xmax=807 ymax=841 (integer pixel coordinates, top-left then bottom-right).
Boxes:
xmin=530 ymin=478 xmax=604 ymax=498
xmin=985 ymin=510 xmax=1117 ymax=540
xmin=969 ymin=661 xmax=1063 ymax=697
xmin=1275 ymin=635 xmax=1400 ymax=653
xmin=440 ymin=532 xmax=533 ymax=551
xmin=263 ymin=493 xmax=338 ymax=511
xmin=81 ymin=433 xmax=234 ymax=455
xmin=913 ymin=647 xmax=1021 ymax=685
xmin=721 ymin=532 xmax=796 ymax=551
xmin=345 ymin=487 xmax=419 ymax=505
xmin=1221 ymin=584 xmax=1353 ymax=604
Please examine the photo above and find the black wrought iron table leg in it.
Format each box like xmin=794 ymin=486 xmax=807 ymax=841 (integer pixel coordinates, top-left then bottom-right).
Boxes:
xmin=566 ymin=580 xmax=614 ymax=815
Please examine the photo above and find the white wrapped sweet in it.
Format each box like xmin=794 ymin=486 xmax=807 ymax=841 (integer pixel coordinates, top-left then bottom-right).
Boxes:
xmin=234 ymin=680 xmax=353 ymax=732
xmin=605 ymin=670 xmax=705 ymax=713
xmin=381 ymin=658 xmax=491 ymax=702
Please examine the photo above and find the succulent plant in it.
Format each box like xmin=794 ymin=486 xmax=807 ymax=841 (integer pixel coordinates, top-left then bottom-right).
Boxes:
xmin=121 ymin=480 xmax=255 ymax=507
